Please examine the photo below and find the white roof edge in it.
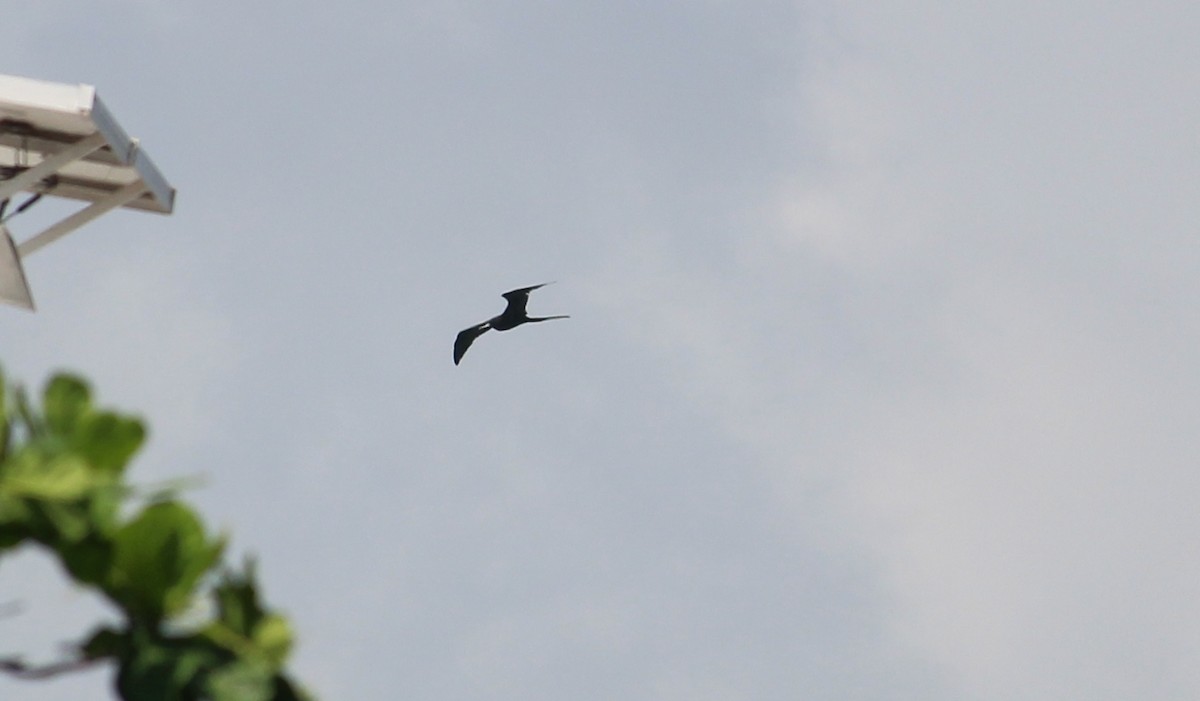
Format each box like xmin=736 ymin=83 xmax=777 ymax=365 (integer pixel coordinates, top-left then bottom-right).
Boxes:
xmin=131 ymin=145 xmax=175 ymax=214
xmin=92 ymin=95 xmax=174 ymax=213
xmin=89 ymin=95 xmax=134 ymax=162
xmin=0 ymin=73 xmax=175 ymax=215
xmin=0 ymin=74 xmax=96 ymax=118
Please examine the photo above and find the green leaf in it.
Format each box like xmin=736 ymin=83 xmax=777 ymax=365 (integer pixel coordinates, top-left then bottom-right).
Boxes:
xmin=115 ymin=635 xmax=222 ymax=701
xmin=0 ymin=491 xmax=30 ymax=525
xmin=0 ymin=493 xmax=30 ymax=549
xmin=0 ymin=418 xmax=9 ymax=464
xmin=43 ymin=375 xmax=92 ymax=435
xmin=205 ymin=658 xmax=275 ymax=701
xmin=0 ymin=452 xmax=96 ymax=501
xmin=35 ymin=501 xmax=92 ymax=543
xmin=108 ymin=501 xmax=225 ymax=620
xmin=273 ymin=676 xmax=315 ymax=701
xmin=204 ymin=563 xmax=293 ymax=671
xmin=213 ymin=560 xmax=267 ymax=637
xmin=73 ymin=412 xmax=146 ymax=476
xmin=86 ymin=483 xmax=125 ymax=537
xmin=34 ymin=373 xmax=146 ymax=476
xmin=58 ymin=536 xmax=114 ymax=585
xmin=80 ymin=625 xmax=129 ymax=661
xmin=251 ymin=615 xmax=293 ymax=668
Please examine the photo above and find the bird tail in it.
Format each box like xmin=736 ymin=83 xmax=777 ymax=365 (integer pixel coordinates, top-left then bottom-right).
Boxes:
xmin=527 ymin=315 xmax=569 ymax=322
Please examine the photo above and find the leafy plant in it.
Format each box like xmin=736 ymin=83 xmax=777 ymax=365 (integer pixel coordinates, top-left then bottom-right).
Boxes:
xmin=0 ymin=368 xmax=313 ymax=700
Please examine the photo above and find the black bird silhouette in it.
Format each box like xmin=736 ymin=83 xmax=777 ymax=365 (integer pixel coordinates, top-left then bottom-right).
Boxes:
xmin=454 ymin=283 xmax=569 ymax=365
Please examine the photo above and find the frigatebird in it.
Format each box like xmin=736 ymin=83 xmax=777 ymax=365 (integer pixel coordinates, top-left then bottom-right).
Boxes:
xmin=454 ymin=283 xmax=569 ymax=365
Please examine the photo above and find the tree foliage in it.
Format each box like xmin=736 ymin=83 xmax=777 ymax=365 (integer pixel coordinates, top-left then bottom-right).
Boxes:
xmin=0 ymin=368 xmax=314 ymax=700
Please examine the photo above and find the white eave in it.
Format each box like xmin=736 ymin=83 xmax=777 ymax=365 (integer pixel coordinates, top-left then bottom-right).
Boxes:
xmin=0 ymin=73 xmax=177 ymax=310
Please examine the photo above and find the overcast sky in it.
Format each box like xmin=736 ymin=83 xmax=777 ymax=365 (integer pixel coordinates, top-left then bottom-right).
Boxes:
xmin=2 ymin=2 xmax=1199 ymax=699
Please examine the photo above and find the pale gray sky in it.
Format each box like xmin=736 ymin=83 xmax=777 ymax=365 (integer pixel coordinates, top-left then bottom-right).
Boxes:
xmin=2 ymin=2 xmax=1199 ymax=700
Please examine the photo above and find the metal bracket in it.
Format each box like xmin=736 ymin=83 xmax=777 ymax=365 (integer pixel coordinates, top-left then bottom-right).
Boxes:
xmin=0 ymin=132 xmax=106 ymax=202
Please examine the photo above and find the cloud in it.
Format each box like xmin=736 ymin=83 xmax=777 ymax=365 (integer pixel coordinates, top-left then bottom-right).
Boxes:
xmin=712 ymin=3 xmax=1200 ymax=699
xmin=579 ymin=2 xmax=1200 ymax=698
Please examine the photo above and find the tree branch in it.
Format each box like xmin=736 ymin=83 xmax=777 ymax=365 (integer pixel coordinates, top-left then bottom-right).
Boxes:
xmin=0 ymin=655 xmax=102 ymax=680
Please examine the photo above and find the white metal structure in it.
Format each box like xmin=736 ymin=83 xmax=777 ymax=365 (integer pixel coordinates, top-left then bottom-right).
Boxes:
xmin=0 ymin=73 xmax=175 ymax=310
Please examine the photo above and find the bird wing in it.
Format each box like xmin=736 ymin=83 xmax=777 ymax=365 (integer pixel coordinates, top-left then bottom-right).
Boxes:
xmin=500 ymin=282 xmax=551 ymax=316
xmin=454 ymin=322 xmax=491 ymax=365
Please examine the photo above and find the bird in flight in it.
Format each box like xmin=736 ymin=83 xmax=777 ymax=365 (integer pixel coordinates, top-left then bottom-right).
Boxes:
xmin=454 ymin=283 xmax=569 ymax=365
